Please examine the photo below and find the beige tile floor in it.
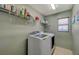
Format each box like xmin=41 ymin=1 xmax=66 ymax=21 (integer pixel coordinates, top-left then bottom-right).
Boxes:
xmin=53 ymin=46 xmax=73 ymax=55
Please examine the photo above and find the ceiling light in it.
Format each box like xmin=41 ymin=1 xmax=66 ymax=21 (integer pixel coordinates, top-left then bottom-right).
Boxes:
xmin=51 ymin=4 xmax=55 ymax=10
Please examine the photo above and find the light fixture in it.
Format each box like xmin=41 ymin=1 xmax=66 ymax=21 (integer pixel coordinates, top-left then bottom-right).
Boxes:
xmin=51 ymin=4 xmax=56 ymax=10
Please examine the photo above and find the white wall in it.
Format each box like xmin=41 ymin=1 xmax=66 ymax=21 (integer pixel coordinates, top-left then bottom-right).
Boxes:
xmin=72 ymin=4 xmax=79 ymax=54
xmin=0 ymin=4 xmax=43 ymax=55
xmin=45 ymin=10 xmax=72 ymax=50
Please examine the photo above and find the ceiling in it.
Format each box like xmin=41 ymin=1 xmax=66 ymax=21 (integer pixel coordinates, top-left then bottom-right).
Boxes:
xmin=29 ymin=4 xmax=73 ymax=16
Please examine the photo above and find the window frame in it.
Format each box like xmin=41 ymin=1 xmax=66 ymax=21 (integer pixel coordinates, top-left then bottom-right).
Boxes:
xmin=57 ymin=17 xmax=69 ymax=32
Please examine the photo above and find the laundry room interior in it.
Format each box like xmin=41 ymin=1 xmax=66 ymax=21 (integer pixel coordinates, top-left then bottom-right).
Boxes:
xmin=0 ymin=4 xmax=79 ymax=55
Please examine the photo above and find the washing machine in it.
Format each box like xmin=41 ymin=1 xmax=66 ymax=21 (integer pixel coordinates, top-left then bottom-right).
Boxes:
xmin=28 ymin=31 xmax=54 ymax=55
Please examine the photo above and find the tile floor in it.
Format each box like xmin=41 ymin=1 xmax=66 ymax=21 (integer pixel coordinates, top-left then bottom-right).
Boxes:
xmin=53 ymin=46 xmax=73 ymax=55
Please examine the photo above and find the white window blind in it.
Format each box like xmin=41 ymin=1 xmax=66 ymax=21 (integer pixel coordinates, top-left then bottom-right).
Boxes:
xmin=58 ymin=18 xmax=69 ymax=31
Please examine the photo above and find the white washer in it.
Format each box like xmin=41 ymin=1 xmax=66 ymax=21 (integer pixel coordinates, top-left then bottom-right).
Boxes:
xmin=28 ymin=31 xmax=54 ymax=55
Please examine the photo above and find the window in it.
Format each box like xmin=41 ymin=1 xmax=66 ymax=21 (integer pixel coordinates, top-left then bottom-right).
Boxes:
xmin=58 ymin=18 xmax=69 ymax=31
